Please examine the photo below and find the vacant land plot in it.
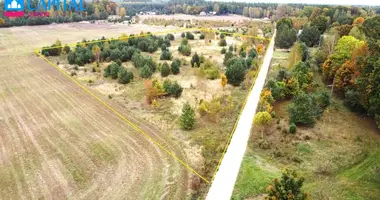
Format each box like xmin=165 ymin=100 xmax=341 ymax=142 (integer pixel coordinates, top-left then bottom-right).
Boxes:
xmin=42 ymin=23 xmax=270 ymax=198
xmin=0 ymin=23 xmax=191 ymax=200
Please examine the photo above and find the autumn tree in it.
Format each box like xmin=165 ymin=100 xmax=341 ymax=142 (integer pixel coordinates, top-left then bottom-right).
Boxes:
xmin=322 ymin=36 xmax=363 ymax=81
xmin=180 ymin=103 xmax=196 ymax=130
xmin=220 ymin=74 xmax=227 ymax=89
xmin=92 ymin=45 xmax=101 ymax=64
xmin=253 ymin=111 xmax=272 ymax=137
xmin=335 ymin=24 xmax=353 ymax=37
xmin=120 ymin=7 xmax=126 ymax=17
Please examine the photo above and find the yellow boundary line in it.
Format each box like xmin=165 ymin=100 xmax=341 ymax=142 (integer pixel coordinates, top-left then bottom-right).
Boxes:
xmin=35 ymin=27 xmax=270 ymax=185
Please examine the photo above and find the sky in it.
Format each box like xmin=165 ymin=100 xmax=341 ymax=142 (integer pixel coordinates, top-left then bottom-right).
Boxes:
xmin=207 ymin=0 xmax=380 ymax=6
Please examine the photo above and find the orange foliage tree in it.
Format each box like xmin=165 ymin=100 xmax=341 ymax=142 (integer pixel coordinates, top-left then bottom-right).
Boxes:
xmin=144 ymin=80 xmax=165 ymax=104
xmin=353 ymin=17 xmax=365 ymax=25
xmin=258 ymin=89 xmax=274 ymax=113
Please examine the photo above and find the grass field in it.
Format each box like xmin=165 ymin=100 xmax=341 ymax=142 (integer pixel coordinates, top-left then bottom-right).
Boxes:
xmin=232 ymin=49 xmax=380 ymax=200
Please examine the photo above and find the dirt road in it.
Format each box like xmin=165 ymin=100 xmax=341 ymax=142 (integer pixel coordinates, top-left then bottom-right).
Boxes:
xmin=206 ymin=30 xmax=276 ymax=200
xmin=0 ymin=23 xmax=189 ymax=199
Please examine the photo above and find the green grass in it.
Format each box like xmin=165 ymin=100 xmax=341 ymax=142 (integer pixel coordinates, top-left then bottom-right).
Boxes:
xmin=231 ymin=156 xmax=280 ymax=200
xmin=297 ymin=143 xmax=313 ymax=154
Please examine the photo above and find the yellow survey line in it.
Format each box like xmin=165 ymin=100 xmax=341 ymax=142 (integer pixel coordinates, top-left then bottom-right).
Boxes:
xmin=210 ymin=37 xmax=272 ymax=183
xmin=35 ymin=27 xmax=270 ymax=185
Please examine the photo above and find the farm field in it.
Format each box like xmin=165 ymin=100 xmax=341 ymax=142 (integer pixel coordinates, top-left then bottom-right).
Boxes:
xmin=0 ymin=22 xmax=191 ymax=200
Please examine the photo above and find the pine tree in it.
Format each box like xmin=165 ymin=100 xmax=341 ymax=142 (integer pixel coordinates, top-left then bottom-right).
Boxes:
xmin=180 ymin=103 xmax=196 ymax=130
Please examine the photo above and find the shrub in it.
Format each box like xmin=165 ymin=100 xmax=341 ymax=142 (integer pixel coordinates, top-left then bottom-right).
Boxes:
xmin=221 ymin=48 xmax=227 ymax=54
xmin=178 ymin=45 xmax=191 ymax=56
xmin=110 ymin=48 xmax=122 ymax=61
xmin=186 ymin=32 xmax=194 ymax=40
xmin=344 ymin=89 xmax=364 ymax=112
xmin=288 ymin=92 xmax=322 ymax=126
xmin=161 ymin=62 xmax=170 ymax=77
xmin=200 ymin=33 xmax=205 ymax=39
xmin=161 ymin=44 xmax=167 ymax=51
xmin=166 ymin=33 xmax=175 ymax=41
xmin=318 ymin=91 xmax=331 ymax=109
xmin=163 ymin=80 xmax=183 ymax=98
xmin=140 ymin=64 xmax=153 ymax=78
xmin=248 ymin=48 xmax=257 ymax=58
xmin=225 ymin=58 xmax=246 ymax=86
xmin=240 ymin=50 xmax=246 ymax=58
xmin=191 ymin=52 xmax=201 ymax=68
xmin=180 ymin=103 xmax=195 ymax=130
xmin=265 ymin=169 xmax=309 ymax=200
xmin=199 ymin=59 xmax=220 ymax=80
xmin=229 ymin=45 xmax=234 ymax=52
xmin=181 ymin=38 xmax=188 ymax=45
xmin=223 ymin=51 xmax=234 ymax=66
xmin=220 ymin=33 xmax=225 ymax=39
xmin=160 ymin=50 xmax=172 ymax=60
xmin=289 ymin=123 xmax=297 ymax=133
xmin=218 ymin=39 xmax=227 ymax=46
xmin=118 ymin=67 xmax=134 ymax=84
xmin=171 ymin=59 xmax=181 ymax=75
xmin=181 ymin=32 xmax=185 ymax=38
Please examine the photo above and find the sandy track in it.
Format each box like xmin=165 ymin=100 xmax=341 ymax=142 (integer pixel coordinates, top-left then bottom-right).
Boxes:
xmin=0 ymin=23 xmax=189 ymax=199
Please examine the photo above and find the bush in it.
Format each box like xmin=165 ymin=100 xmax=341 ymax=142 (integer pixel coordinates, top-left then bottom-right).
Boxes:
xmin=186 ymin=32 xmax=194 ymax=40
xmin=163 ymin=79 xmax=183 ymax=98
xmin=200 ymin=33 xmax=205 ymax=39
xmin=288 ymin=92 xmax=322 ymax=125
xmin=289 ymin=123 xmax=297 ymax=133
xmin=171 ymin=59 xmax=181 ymax=75
xmin=223 ymin=51 xmax=234 ymax=66
xmin=218 ymin=39 xmax=227 ymax=46
xmin=161 ymin=62 xmax=170 ymax=77
xmin=229 ymin=45 xmax=234 ymax=52
xmin=248 ymin=48 xmax=257 ymax=58
xmin=225 ymin=58 xmax=246 ymax=86
xmin=199 ymin=59 xmax=220 ymax=80
xmin=240 ymin=50 xmax=246 ymax=58
xmin=220 ymin=33 xmax=225 ymax=39
xmin=178 ymin=45 xmax=191 ymax=56
xmin=318 ymin=91 xmax=331 ymax=109
xmin=166 ymin=33 xmax=175 ymax=41
xmin=118 ymin=67 xmax=134 ymax=84
xmin=160 ymin=50 xmax=172 ymax=60
xmin=181 ymin=32 xmax=185 ymax=38
xmin=344 ymin=89 xmax=364 ymax=112
xmin=221 ymin=48 xmax=227 ymax=54
xmin=140 ymin=64 xmax=153 ymax=78
xmin=180 ymin=103 xmax=195 ymax=130
xmin=110 ymin=48 xmax=122 ymax=61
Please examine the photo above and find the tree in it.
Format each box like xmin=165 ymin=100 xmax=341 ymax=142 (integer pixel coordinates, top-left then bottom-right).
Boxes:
xmin=110 ymin=48 xmax=122 ymax=61
xmin=275 ymin=27 xmax=297 ymax=49
xmin=265 ymin=169 xmax=310 ymax=200
xmin=353 ymin=17 xmax=365 ymax=25
xmin=225 ymin=59 xmax=246 ymax=86
xmin=120 ymin=7 xmax=126 ymax=17
xmin=186 ymin=32 xmax=194 ymax=40
xmin=288 ymin=92 xmax=322 ymax=126
xmin=322 ymin=36 xmax=363 ymax=81
xmin=221 ymin=74 xmax=227 ymax=89
xmin=253 ymin=111 xmax=272 ymax=126
xmin=163 ymin=79 xmax=183 ymax=98
xmin=160 ymin=50 xmax=172 ymax=60
xmin=300 ymin=26 xmax=320 ymax=47
xmin=161 ymin=62 xmax=170 ymax=77
xmin=140 ymin=64 xmax=152 ymax=78
xmin=118 ymin=67 xmax=133 ymax=84
xmin=92 ymin=45 xmax=101 ymax=63
xmin=248 ymin=48 xmax=257 ymax=58
xmin=191 ymin=52 xmax=200 ymax=68
xmin=335 ymin=24 xmax=353 ymax=37
xmin=171 ymin=59 xmax=181 ymax=75
xmin=310 ymin=16 xmax=328 ymax=33
xmin=349 ymin=26 xmax=366 ymax=41
xmin=180 ymin=103 xmax=195 ymax=130
xmin=218 ymin=39 xmax=227 ymax=46
xmin=223 ymin=51 xmax=234 ymax=66
xmin=0 ymin=18 xmax=5 ymax=26
xmin=166 ymin=33 xmax=175 ymax=41
xmin=178 ymin=45 xmax=191 ymax=56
